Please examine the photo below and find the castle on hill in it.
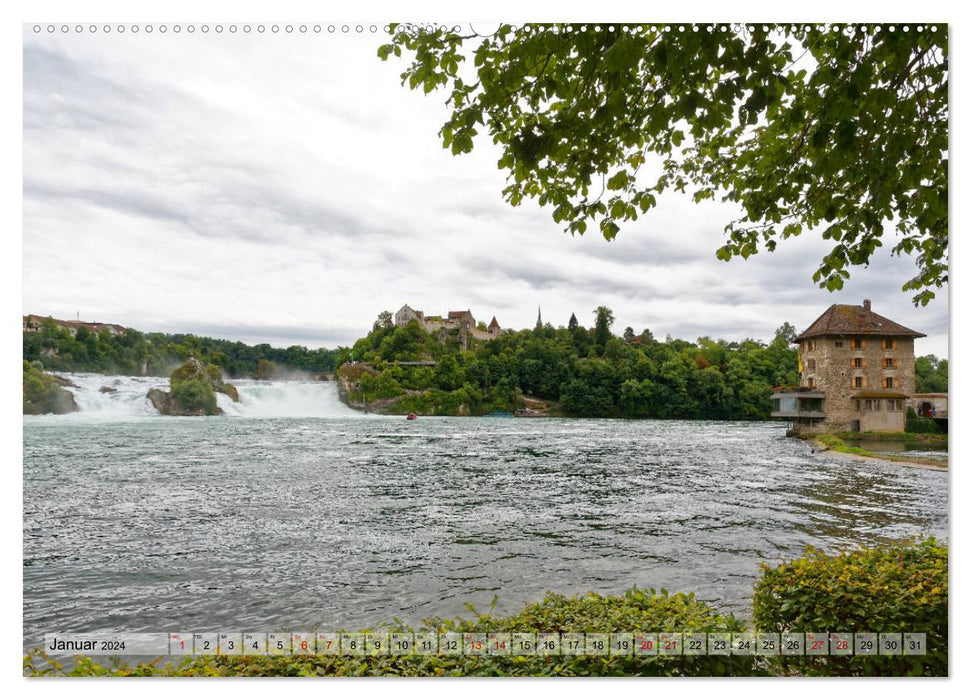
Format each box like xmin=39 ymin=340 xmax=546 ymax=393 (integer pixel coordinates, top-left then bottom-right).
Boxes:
xmin=394 ymin=304 xmax=501 ymax=349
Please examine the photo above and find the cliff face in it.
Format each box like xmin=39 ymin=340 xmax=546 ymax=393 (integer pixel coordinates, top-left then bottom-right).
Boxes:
xmin=146 ymin=387 xmax=214 ymax=416
xmin=336 ymin=362 xmax=374 ymax=412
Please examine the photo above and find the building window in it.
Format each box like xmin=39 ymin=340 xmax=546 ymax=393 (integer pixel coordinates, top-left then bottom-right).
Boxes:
xmin=864 ymin=399 xmax=881 ymax=411
xmin=882 ymin=339 xmax=897 ymax=350
xmin=884 ymin=357 xmax=895 ymax=369
xmin=853 ymin=376 xmax=864 ymax=389
xmin=852 ymin=339 xmax=865 ymax=349
xmin=883 ymin=377 xmax=895 ymax=389
xmin=834 ymin=341 xmax=844 ymax=348
xmin=805 ymin=340 xmax=815 ymax=352
xmin=853 ymin=357 xmax=863 ymax=368
xmin=805 ymin=377 xmax=815 ymax=389
xmin=887 ymin=399 xmax=904 ymax=411
xmin=806 ymin=359 xmax=816 ymax=371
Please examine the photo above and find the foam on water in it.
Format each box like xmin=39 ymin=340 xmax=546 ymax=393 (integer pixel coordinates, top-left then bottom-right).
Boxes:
xmin=36 ymin=373 xmax=360 ymax=420
xmin=220 ymin=379 xmax=360 ymax=418
xmin=58 ymin=373 xmax=166 ymax=418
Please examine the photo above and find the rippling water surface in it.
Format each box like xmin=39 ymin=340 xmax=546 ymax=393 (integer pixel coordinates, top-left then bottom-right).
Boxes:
xmin=23 ymin=379 xmax=948 ymax=649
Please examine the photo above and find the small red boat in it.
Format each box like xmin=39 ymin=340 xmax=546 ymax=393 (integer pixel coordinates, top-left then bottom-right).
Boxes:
xmin=406 ymin=412 xmax=418 ymax=420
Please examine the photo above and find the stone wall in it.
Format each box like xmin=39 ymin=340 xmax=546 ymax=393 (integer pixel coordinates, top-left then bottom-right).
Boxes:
xmin=471 ymin=327 xmax=498 ymax=341
xmin=798 ymin=336 xmax=915 ymax=433
xmin=394 ymin=307 xmax=424 ymax=327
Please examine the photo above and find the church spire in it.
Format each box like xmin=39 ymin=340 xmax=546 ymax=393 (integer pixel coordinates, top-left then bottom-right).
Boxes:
xmin=536 ymin=306 xmax=543 ymax=329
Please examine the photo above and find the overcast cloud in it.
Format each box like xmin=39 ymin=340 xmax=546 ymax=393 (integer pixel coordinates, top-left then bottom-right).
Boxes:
xmin=22 ymin=27 xmax=948 ymax=358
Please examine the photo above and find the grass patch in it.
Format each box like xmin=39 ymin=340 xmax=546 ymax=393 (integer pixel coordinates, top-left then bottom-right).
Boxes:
xmin=811 ymin=434 xmax=946 ymax=469
xmin=834 ymin=431 xmax=947 ymax=446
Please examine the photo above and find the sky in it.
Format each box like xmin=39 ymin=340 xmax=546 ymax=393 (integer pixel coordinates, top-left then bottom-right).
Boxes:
xmin=21 ymin=23 xmax=949 ymax=358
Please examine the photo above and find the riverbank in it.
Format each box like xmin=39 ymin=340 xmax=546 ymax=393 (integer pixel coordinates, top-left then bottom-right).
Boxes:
xmin=808 ymin=433 xmax=948 ymax=470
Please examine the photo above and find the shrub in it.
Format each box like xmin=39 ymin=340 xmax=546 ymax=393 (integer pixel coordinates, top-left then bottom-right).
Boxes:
xmin=359 ymin=371 xmax=405 ymax=400
xmin=905 ymin=408 xmax=942 ymax=434
xmin=170 ymin=378 xmax=217 ymax=415
xmin=433 ymin=588 xmax=754 ymax=677
xmin=388 ymin=391 xmax=437 ymax=415
xmin=752 ymin=537 xmax=947 ymax=676
xmin=24 ymin=588 xmax=755 ymax=677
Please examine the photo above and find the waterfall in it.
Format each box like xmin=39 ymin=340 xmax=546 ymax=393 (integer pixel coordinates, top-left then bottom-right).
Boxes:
xmin=217 ymin=379 xmax=359 ymax=418
xmin=33 ymin=373 xmax=361 ymax=419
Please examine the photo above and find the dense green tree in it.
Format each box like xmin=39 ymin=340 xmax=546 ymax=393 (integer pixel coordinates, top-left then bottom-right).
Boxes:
xmin=434 ymin=354 xmax=465 ymax=391
xmin=593 ymin=306 xmax=615 ymax=350
xmin=360 ymin=371 xmax=406 ymax=400
xmin=603 ymin=336 xmax=627 ymax=363
xmin=380 ymin=23 xmax=947 ymax=304
xmin=915 ymin=354 xmax=948 ymax=393
xmin=567 ymin=313 xmax=579 ymax=332
xmin=774 ymin=322 xmax=798 ymax=345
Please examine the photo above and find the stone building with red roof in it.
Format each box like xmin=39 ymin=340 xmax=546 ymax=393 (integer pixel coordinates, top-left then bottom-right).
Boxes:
xmin=771 ymin=299 xmax=925 ymax=434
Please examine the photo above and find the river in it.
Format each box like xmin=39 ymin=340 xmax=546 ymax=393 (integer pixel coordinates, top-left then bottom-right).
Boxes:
xmin=22 ymin=374 xmax=949 ymax=651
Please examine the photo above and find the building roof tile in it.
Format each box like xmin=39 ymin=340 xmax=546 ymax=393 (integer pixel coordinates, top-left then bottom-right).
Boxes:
xmin=794 ymin=301 xmax=924 ymax=341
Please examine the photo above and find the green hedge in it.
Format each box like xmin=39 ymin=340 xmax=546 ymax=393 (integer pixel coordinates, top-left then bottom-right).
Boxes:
xmin=753 ymin=537 xmax=947 ymax=676
xmin=24 ymin=589 xmax=754 ymax=677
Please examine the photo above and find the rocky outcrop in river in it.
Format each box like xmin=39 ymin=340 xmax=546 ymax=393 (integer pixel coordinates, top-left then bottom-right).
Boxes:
xmin=23 ymin=361 xmax=78 ymax=415
xmin=146 ymin=357 xmax=239 ymax=416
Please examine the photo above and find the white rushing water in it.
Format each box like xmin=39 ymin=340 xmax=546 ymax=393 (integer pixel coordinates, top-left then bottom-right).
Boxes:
xmin=217 ymin=378 xmax=360 ymax=418
xmin=47 ymin=373 xmax=360 ymax=419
